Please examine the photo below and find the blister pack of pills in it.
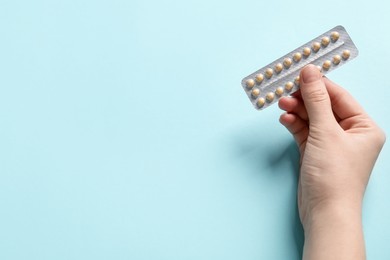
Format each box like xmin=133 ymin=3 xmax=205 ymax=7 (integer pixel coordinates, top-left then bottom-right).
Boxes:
xmin=241 ymin=25 xmax=358 ymax=110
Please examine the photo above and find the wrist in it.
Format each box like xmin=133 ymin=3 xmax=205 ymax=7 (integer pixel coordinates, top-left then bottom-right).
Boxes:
xmin=303 ymin=201 xmax=363 ymax=234
xmin=302 ymin=201 xmax=366 ymax=260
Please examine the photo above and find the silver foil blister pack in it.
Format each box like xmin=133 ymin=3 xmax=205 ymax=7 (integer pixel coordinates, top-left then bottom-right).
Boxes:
xmin=241 ymin=25 xmax=358 ymax=110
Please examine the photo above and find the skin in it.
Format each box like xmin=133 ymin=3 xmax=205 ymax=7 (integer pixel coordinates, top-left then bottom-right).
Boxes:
xmin=278 ymin=65 xmax=386 ymax=260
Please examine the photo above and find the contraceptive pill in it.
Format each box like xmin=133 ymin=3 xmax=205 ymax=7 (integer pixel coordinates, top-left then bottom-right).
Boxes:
xmin=245 ymin=79 xmax=255 ymax=89
xmin=266 ymin=92 xmax=275 ymax=102
xmin=285 ymin=81 xmax=294 ymax=91
xmin=251 ymin=88 xmax=260 ymax=97
xmin=302 ymin=47 xmax=311 ymax=57
xmin=241 ymin=25 xmax=358 ymax=110
xmin=265 ymin=68 xmax=273 ymax=78
xmin=257 ymin=97 xmax=265 ymax=108
xmin=293 ymin=52 xmax=302 ymax=62
xmin=283 ymin=58 xmax=292 ymax=68
xmin=255 ymin=73 xmax=264 ymax=83
xmin=312 ymin=42 xmax=321 ymax=52
xmin=322 ymin=60 xmax=331 ymax=70
xmin=275 ymin=87 xmax=284 ymax=96
xmin=321 ymin=36 xmax=330 ymax=47
xmin=275 ymin=63 xmax=283 ymax=73
xmin=333 ymin=55 xmax=341 ymax=65
xmin=294 ymin=76 xmax=300 ymax=86
xmin=342 ymin=49 xmax=351 ymax=59
xmin=331 ymin=31 xmax=340 ymax=42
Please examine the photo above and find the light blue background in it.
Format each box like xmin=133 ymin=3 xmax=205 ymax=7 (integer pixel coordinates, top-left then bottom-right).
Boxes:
xmin=0 ymin=0 xmax=389 ymax=259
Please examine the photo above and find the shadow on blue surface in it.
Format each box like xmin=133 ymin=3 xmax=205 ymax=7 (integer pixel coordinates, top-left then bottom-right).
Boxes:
xmin=266 ymin=142 xmax=305 ymax=259
xmin=273 ymin=142 xmax=304 ymax=259
xmin=228 ymin=122 xmax=304 ymax=259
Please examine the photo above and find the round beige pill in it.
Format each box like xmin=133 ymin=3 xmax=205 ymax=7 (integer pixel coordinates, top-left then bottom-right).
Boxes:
xmin=294 ymin=76 xmax=300 ymax=86
xmin=265 ymin=68 xmax=273 ymax=78
xmin=330 ymin=31 xmax=340 ymax=42
xmin=303 ymin=47 xmax=311 ymax=57
xmin=285 ymin=81 xmax=294 ymax=91
xmin=275 ymin=87 xmax=284 ymax=96
xmin=333 ymin=55 xmax=341 ymax=65
xmin=266 ymin=92 xmax=275 ymax=102
xmin=342 ymin=50 xmax=351 ymax=59
xmin=251 ymin=88 xmax=260 ymax=98
xmin=293 ymin=52 xmax=302 ymax=62
xmin=321 ymin=36 xmax=330 ymax=47
xmin=274 ymin=63 xmax=283 ymax=73
xmin=283 ymin=58 xmax=292 ymax=68
xmin=322 ymin=60 xmax=331 ymax=70
xmin=255 ymin=73 xmax=264 ymax=84
xmin=257 ymin=97 xmax=265 ymax=108
xmin=245 ymin=79 xmax=255 ymax=89
xmin=312 ymin=42 xmax=321 ymax=52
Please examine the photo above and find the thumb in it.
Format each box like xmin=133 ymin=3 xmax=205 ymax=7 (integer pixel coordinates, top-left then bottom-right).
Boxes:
xmin=299 ymin=65 xmax=336 ymax=127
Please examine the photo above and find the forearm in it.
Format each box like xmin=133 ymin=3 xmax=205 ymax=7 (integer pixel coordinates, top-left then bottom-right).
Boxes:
xmin=303 ymin=204 xmax=365 ymax=260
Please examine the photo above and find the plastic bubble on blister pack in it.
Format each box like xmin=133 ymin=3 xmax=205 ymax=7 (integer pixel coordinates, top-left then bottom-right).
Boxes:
xmin=241 ymin=25 xmax=358 ymax=110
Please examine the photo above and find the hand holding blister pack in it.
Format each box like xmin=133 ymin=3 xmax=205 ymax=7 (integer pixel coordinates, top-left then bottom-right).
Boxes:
xmin=241 ymin=25 xmax=358 ymax=110
xmin=243 ymin=25 xmax=387 ymax=260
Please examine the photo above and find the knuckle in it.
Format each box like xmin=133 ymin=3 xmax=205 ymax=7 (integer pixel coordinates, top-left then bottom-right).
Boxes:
xmin=305 ymin=88 xmax=328 ymax=103
xmin=370 ymin=127 xmax=386 ymax=150
xmin=376 ymin=128 xmax=386 ymax=147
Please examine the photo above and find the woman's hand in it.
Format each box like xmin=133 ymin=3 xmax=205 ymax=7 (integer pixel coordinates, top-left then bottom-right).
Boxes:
xmin=278 ymin=65 xmax=385 ymax=260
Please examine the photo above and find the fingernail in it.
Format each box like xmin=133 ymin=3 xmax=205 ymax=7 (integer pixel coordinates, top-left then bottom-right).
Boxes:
xmin=301 ymin=65 xmax=321 ymax=84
